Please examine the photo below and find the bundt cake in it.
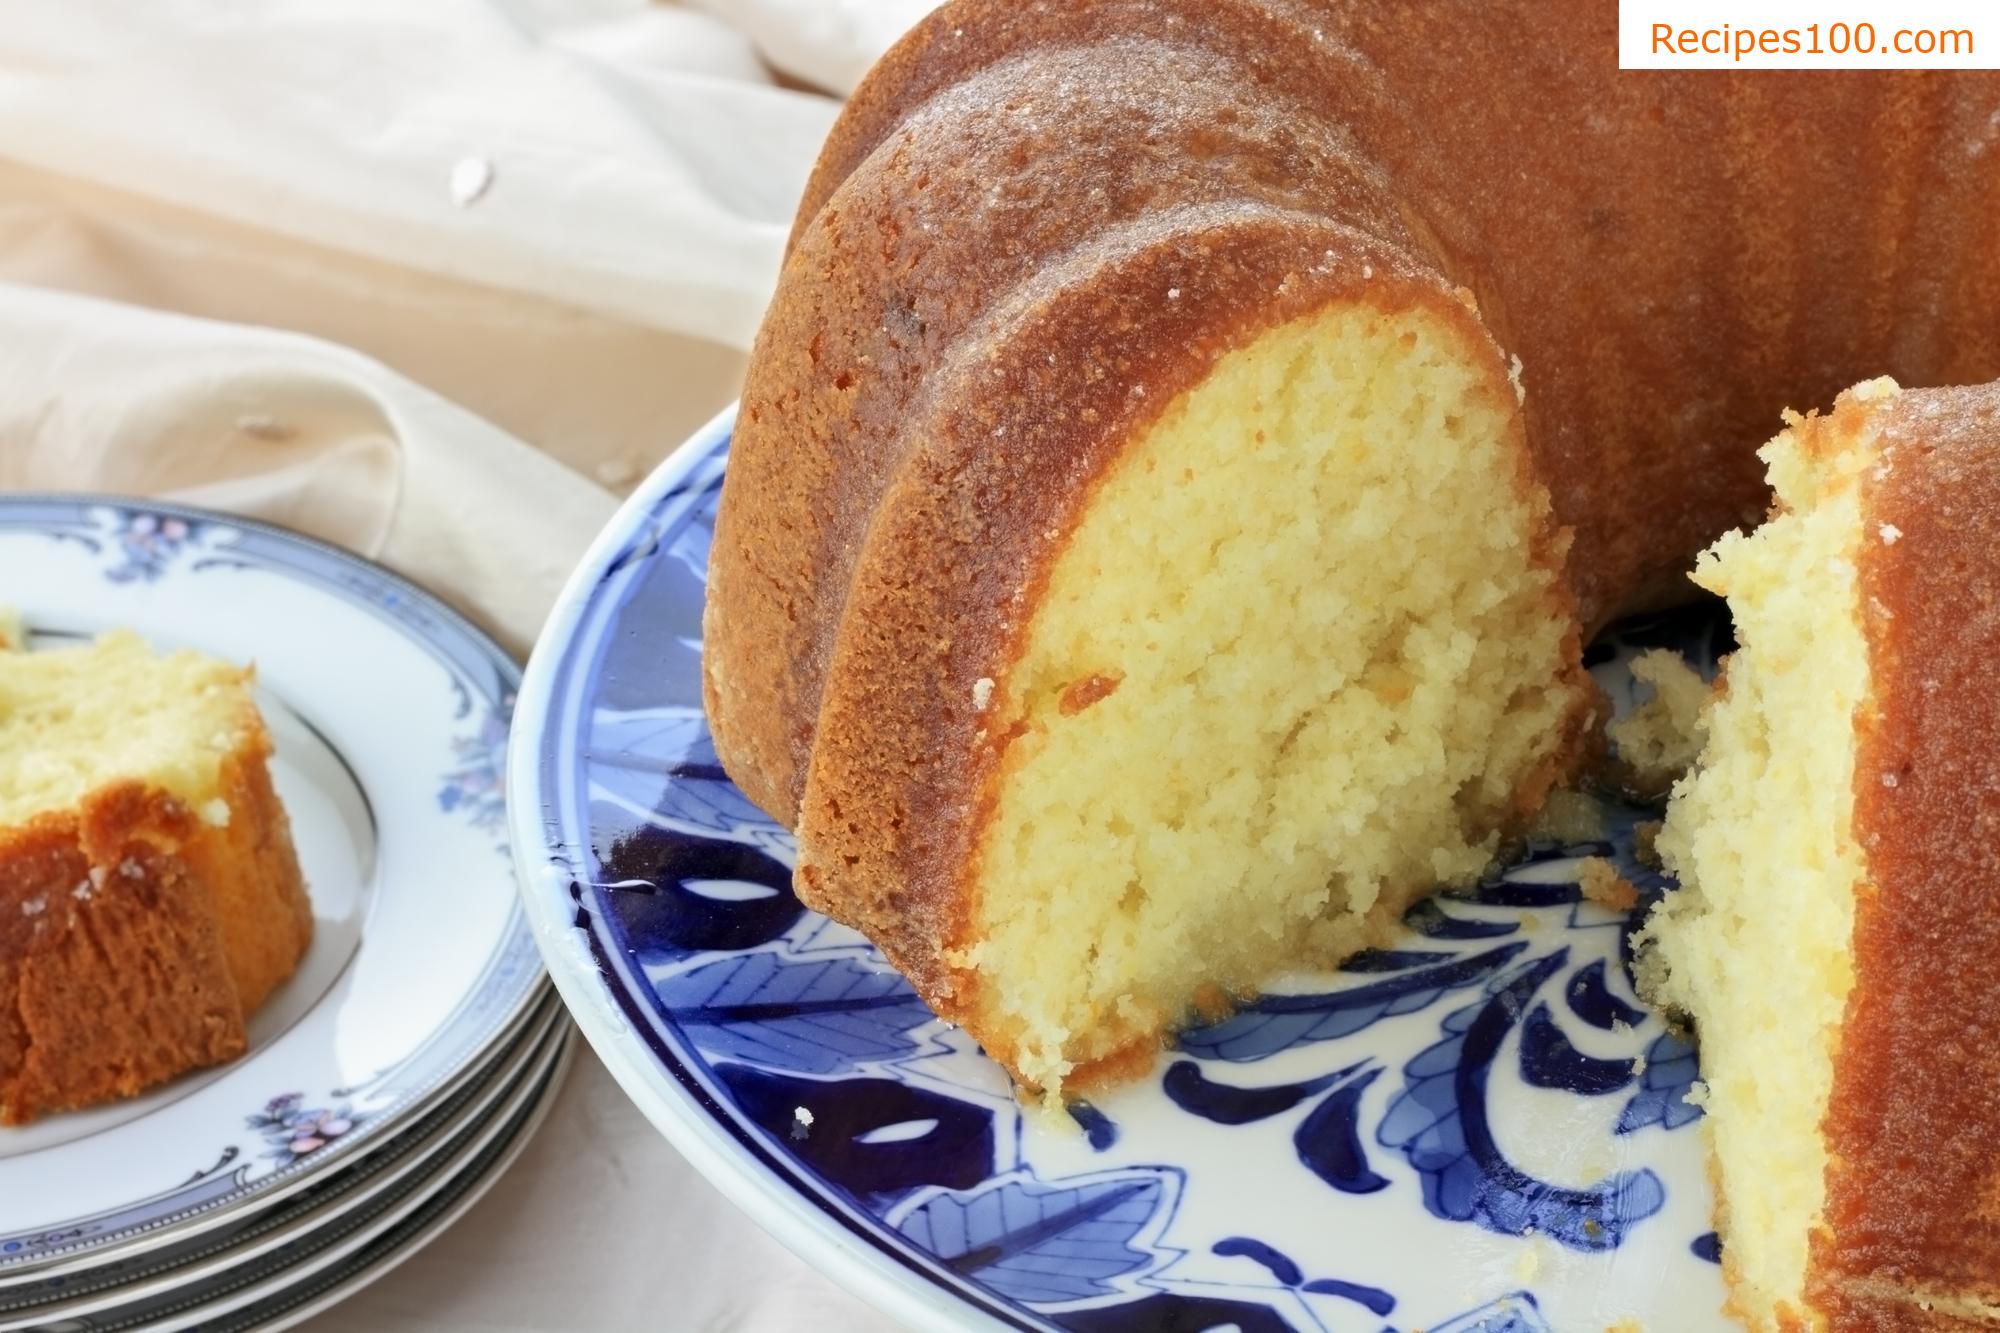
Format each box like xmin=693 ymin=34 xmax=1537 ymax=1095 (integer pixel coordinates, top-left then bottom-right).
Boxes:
xmin=701 ymin=0 xmax=2000 ymax=1096
xmin=0 ymin=624 xmax=313 ymax=1124
xmin=1641 ymin=380 xmax=2000 ymax=1331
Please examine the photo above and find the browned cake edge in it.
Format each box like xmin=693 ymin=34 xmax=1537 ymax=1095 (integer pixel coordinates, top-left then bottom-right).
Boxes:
xmin=0 ymin=711 xmax=313 ymax=1125
xmin=708 ymin=0 xmax=2000 ymax=1098
xmin=702 ymin=7 xmax=1428 ymax=830
xmin=1805 ymin=384 xmax=2000 ymax=1328
xmin=185 ymin=712 xmax=316 ymax=1013
xmin=788 ymin=0 xmax=1347 ymax=256
xmin=786 ymin=229 xmax=1587 ymax=1085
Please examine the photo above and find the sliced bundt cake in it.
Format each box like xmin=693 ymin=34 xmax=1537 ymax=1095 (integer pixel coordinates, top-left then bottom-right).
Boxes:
xmin=1641 ymin=381 xmax=2000 ymax=1330
xmin=0 ymin=624 xmax=313 ymax=1123
xmin=703 ymin=0 xmax=2000 ymax=1096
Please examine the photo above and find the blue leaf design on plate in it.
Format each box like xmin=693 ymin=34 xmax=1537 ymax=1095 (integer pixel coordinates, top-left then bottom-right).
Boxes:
xmin=590 ymin=711 xmax=770 ymax=836
xmin=1564 ymin=959 xmax=1648 ymax=1031
xmin=1340 ymin=948 xmax=1459 ymax=972
xmin=655 ymin=952 xmax=934 ymax=1074
xmin=1293 ymin=1067 xmax=1390 ymax=1194
xmin=1068 ymin=1102 xmax=1118 ymax=1151
xmin=1458 ymin=879 xmax=1581 ymax=910
xmin=1177 ymin=942 xmax=1529 ymax=1062
xmin=1615 ymin=1028 xmax=1704 ymax=1134
xmin=1299 ymin=1276 xmax=1397 ymax=1313
xmin=591 ymin=532 xmax=709 ymax=711
xmin=1376 ymin=950 xmax=1667 ymax=1251
xmin=1692 ymin=1230 xmax=1722 ymax=1263
xmin=712 ymin=1062 xmax=993 ymax=1194
xmin=1518 ymin=1002 xmax=1635 ymax=1096
xmin=597 ymin=828 xmax=802 ymax=955
xmin=1053 ymin=1292 xmax=1299 ymax=1333
xmin=1402 ymin=898 xmax=1523 ymax=940
xmin=893 ymin=1169 xmax=1174 ymax=1306
xmin=1212 ymin=1236 xmax=1304 ymax=1286
xmin=1430 ymin=1290 xmax=1553 ymax=1333
xmin=1161 ymin=1060 xmax=1353 ymax=1125
xmin=1207 ymin=1238 xmax=1398 ymax=1316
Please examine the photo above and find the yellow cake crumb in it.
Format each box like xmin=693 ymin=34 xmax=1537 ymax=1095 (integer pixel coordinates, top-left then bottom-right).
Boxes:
xmin=1632 ymin=819 xmax=1663 ymax=869
xmin=1577 ymin=857 xmax=1640 ymax=912
xmin=1607 ymin=649 xmax=1711 ymax=798
xmin=0 ymin=631 xmax=268 ymax=829
xmin=1513 ymin=1238 xmax=1542 ymax=1282
xmin=1527 ymin=787 xmax=1606 ymax=844
xmin=967 ymin=303 xmax=1586 ymax=1091
xmin=1639 ymin=393 xmax=1881 ymax=1330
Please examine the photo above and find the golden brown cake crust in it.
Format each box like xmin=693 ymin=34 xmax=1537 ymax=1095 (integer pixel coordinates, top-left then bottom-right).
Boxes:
xmin=1807 ymin=384 xmax=2000 ymax=1324
xmin=0 ymin=714 xmax=313 ymax=1125
xmin=705 ymin=17 xmax=1422 ymax=825
xmin=779 ymin=0 xmax=2000 ymax=628
xmin=703 ymin=0 xmax=2000 ymax=1086
xmin=188 ymin=739 xmax=316 ymax=1014
xmin=794 ymin=222 xmax=1487 ymax=1021
xmin=710 ymin=0 xmax=2000 ymax=829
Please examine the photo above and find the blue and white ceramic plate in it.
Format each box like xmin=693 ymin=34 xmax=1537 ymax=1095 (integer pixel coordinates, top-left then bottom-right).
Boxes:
xmin=512 ymin=407 xmax=1736 ymax=1332
xmin=0 ymin=497 xmax=544 ymax=1280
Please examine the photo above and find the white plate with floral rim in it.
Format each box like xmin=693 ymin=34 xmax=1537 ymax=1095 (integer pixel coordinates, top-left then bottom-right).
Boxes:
xmin=182 ymin=1024 xmax=571 ymax=1333
xmin=2 ymin=1014 xmax=574 ymax=1333
xmin=0 ymin=993 xmax=565 ymax=1320
xmin=0 ymin=496 xmax=543 ymax=1281
xmin=511 ymin=406 xmax=1741 ymax=1333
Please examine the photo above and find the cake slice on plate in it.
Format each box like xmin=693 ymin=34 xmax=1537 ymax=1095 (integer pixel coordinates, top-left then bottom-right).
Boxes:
xmin=703 ymin=0 xmax=2000 ymax=1099
xmin=1641 ymin=380 xmax=2000 ymax=1330
xmin=0 ymin=623 xmax=313 ymax=1124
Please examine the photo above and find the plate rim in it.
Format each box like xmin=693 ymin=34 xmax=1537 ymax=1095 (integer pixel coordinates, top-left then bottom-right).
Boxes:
xmin=0 ymin=493 xmax=547 ymax=1268
xmin=91 ymin=1023 xmax=573 ymax=1333
xmin=509 ymin=404 xmax=1032 ymax=1333
xmin=247 ymin=1029 xmax=574 ymax=1333
xmin=0 ymin=993 xmax=564 ymax=1321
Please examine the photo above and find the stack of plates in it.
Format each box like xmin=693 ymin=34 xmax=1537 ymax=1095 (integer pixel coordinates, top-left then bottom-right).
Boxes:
xmin=0 ymin=496 xmax=563 ymax=1332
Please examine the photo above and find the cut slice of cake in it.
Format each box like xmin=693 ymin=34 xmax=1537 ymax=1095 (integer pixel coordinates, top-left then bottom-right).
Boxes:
xmin=1640 ymin=380 xmax=2000 ymax=1330
xmin=0 ymin=623 xmax=313 ymax=1124
xmin=711 ymin=256 xmax=1599 ymax=1096
xmin=924 ymin=302 xmax=1595 ymax=1094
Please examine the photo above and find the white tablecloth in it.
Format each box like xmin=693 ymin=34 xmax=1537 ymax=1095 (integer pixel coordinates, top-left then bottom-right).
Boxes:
xmin=0 ymin=1 xmax=937 ymax=1326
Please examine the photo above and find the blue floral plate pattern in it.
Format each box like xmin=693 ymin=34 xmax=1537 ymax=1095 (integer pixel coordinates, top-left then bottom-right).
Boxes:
xmin=511 ymin=407 xmax=1735 ymax=1331
xmin=0 ymin=498 xmax=544 ymax=1281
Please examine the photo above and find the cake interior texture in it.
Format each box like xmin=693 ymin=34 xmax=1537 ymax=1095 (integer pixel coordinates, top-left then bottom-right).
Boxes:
xmin=955 ymin=302 xmax=1589 ymax=1090
xmin=0 ymin=631 xmax=257 ymax=833
xmin=1 ymin=627 xmax=313 ymax=1123
xmin=1640 ymin=394 xmax=1880 ymax=1329
xmin=1607 ymin=647 xmax=1712 ymax=798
